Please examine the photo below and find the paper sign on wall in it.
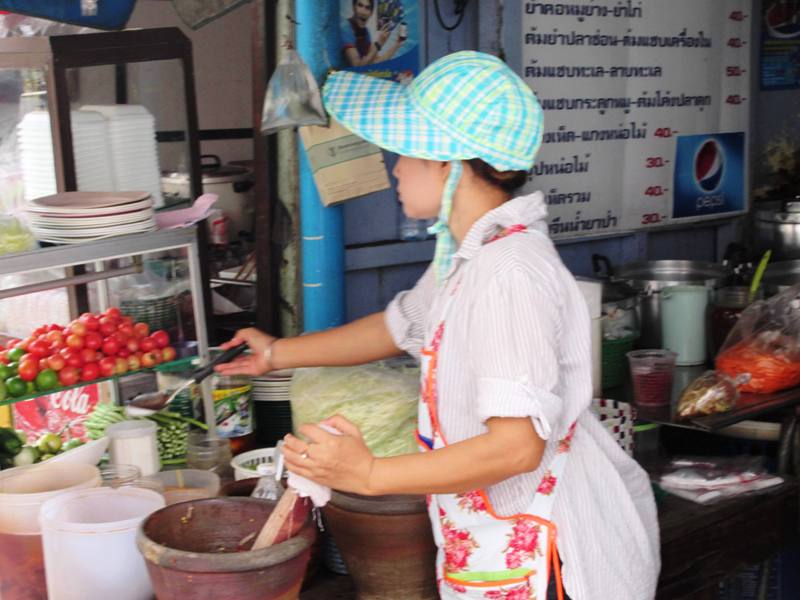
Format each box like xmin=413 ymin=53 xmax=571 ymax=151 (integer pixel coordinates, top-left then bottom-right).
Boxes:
xmin=299 ymin=118 xmax=391 ymax=206
xmin=517 ymin=0 xmax=751 ymax=239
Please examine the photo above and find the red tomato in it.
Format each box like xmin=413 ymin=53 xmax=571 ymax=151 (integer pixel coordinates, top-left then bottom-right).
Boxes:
xmin=150 ymin=349 xmax=163 ymax=364
xmin=101 ymin=338 xmax=120 ymax=356
xmin=120 ymin=316 xmax=134 ymax=327
xmin=69 ymin=321 xmax=87 ymax=336
xmin=5 ymin=338 xmax=21 ymax=348
xmin=99 ymin=317 xmax=117 ymax=337
xmin=126 ymin=338 xmax=140 ymax=353
xmin=79 ymin=313 xmax=100 ymax=331
xmin=133 ymin=322 xmax=149 ymax=338
xmin=32 ymin=326 xmax=47 ymax=336
xmin=65 ymin=334 xmax=85 ymax=350
xmin=46 ymin=354 xmax=66 ymax=371
xmin=112 ymin=331 xmax=129 ymax=345
xmin=47 ymin=324 xmax=63 ymax=332
xmin=117 ymin=323 xmax=135 ymax=338
xmin=59 ymin=348 xmax=83 ymax=369
xmin=161 ymin=346 xmax=177 ymax=363
xmin=150 ymin=330 xmax=170 ymax=349
xmin=18 ymin=358 xmax=40 ymax=382
xmin=139 ymin=337 xmax=156 ymax=352
xmin=84 ymin=332 xmax=103 ymax=350
xmin=117 ymin=347 xmax=131 ymax=359
xmin=38 ymin=358 xmax=49 ymax=371
xmin=59 ymin=366 xmax=80 ymax=386
xmin=80 ymin=348 xmax=98 ymax=363
xmin=140 ymin=351 xmax=158 ymax=368
xmin=0 ymin=351 xmax=7 ymax=365
xmin=127 ymin=354 xmax=141 ymax=371
xmin=114 ymin=357 xmax=128 ymax=374
xmin=104 ymin=307 xmax=122 ymax=320
xmin=46 ymin=330 xmax=64 ymax=345
xmin=81 ymin=362 xmax=100 ymax=381
xmin=98 ymin=357 xmax=117 ymax=377
xmin=16 ymin=337 xmax=34 ymax=351
xmin=27 ymin=340 xmax=52 ymax=358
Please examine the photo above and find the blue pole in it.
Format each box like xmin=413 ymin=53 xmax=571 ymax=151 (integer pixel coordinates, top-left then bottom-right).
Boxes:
xmin=296 ymin=0 xmax=345 ymax=332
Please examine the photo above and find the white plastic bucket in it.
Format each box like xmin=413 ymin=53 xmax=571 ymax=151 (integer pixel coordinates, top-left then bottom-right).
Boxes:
xmin=39 ymin=486 xmax=165 ymax=600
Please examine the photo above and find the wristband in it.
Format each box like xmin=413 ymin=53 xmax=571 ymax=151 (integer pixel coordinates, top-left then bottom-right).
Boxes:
xmin=262 ymin=338 xmax=280 ymax=369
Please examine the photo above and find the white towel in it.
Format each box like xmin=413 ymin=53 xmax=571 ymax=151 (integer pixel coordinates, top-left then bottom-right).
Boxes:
xmin=285 ymin=423 xmax=341 ymax=507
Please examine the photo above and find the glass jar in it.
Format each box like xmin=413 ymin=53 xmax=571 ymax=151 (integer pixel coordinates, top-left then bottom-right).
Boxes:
xmin=186 ymin=431 xmax=234 ymax=480
xmin=99 ymin=464 xmax=165 ymax=494
xmin=211 ymin=371 xmax=256 ymax=455
xmin=707 ymin=286 xmax=751 ymax=358
xmin=156 ymin=359 xmax=198 ymax=419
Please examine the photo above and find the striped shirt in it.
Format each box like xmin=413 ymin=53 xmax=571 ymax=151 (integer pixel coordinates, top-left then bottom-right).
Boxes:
xmin=385 ymin=192 xmax=660 ymax=600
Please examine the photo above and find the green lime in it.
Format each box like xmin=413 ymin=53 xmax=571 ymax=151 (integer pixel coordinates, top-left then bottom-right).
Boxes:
xmin=5 ymin=377 xmax=27 ymax=398
xmin=6 ymin=362 xmax=18 ymax=376
xmin=0 ymin=364 xmax=13 ymax=380
xmin=39 ymin=453 xmax=55 ymax=461
xmin=7 ymin=348 xmax=26 ymax=362
xmin=37 ymin=432 xmax=62 ymax=454
xmin=25 ymin=381 xmax=35 ymax=394
xmin=0 ymin=379 xmax=5 ymax=403
xmin=35 ymin=369 xmax=58 ymax=392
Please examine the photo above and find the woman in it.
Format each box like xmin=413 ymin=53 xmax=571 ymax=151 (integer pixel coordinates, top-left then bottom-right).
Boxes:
xmin=217 ymin=51 xmax=659 ymax=600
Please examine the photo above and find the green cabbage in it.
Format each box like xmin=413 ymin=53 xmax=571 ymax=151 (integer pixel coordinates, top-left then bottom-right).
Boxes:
xmin=290 ymin=361 xmax=420 ymax=457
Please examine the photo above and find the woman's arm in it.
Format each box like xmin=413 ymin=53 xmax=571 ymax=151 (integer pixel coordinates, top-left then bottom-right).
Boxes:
xmin=214 ymin=311 xmax=402 ymax=377
xmin=283 ymin=415 xmax=546 ymax=496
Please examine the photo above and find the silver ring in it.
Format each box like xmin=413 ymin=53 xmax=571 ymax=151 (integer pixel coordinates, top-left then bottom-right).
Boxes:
xmin=301 ymin=451 xmax=309 ymax=460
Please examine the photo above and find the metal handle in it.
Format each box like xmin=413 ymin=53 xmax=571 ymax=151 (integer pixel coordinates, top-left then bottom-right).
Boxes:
xmin=201 ymin=154 xmax=222 ymax=171
xmin=592 ymin=254 xmax=613 ymax=278
xmin=192 ymin=344 xmax=248 ymax=383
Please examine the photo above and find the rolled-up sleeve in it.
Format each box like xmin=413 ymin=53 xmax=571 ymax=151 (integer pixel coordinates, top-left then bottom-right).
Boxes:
xmin=468 ymin=267 xmax=564 ymax=439
xmin=384 ymin=266 xmax=435 ymax=360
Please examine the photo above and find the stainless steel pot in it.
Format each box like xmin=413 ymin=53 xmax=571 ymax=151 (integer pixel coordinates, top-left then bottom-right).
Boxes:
xmin=754 ymin=199 xmax=800 ymax=260
xmin=593 ymin=255 xmax=731 ymax=349
xmin=761 ymin=260 xmax=800 ymax=296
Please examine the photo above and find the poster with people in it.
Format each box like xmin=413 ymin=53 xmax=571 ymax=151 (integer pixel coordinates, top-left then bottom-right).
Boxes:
xmin=761 ymin=0 xmax=800 ymax=89
xmin=340 ymin=0 xmax=421 ymax=82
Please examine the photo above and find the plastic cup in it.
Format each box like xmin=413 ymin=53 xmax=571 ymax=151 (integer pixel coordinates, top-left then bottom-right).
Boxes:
xmin=626 ymin=349 xmax=678 ymax=407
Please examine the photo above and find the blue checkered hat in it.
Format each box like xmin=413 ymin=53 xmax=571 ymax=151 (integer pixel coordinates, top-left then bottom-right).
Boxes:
xmin=322 ymin=51 xmax=544 ymax=282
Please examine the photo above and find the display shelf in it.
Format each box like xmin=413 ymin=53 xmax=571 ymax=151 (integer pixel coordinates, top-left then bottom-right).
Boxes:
xmin=0 ymin=228 xmax=216 ymax=431
xmin=0 ymin=356 xmax=198 ymax=408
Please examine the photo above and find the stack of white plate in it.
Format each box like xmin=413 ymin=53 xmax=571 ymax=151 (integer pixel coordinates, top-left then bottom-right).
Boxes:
xmin=26 ymin=191 xmax=156 ymax=244
xmin=252 ymin=369 xmax=293 ymax=402
xmin=81 ymin=105 xmax=164 ymax=208
xmin=252 ymin=369 xmax=294 ymax=448
xmin=18 ymin=110 xmax=115 ymax=201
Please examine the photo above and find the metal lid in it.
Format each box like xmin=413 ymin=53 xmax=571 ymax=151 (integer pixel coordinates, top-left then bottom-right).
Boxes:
xmin=612 ymin=260 xmax=730 ymax=293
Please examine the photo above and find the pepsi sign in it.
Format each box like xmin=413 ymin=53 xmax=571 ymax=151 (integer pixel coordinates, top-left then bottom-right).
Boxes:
xmin=672 ymin=133 xmax=745 ymax=219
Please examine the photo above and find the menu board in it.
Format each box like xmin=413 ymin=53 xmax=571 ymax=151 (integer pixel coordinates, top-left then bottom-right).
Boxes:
xmin=517 ymin=0 xmax=751 ymax=239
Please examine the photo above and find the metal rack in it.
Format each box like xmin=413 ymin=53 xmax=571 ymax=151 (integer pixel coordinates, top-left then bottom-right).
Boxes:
xmin=0 ymin=228 xmax=217 ymax=433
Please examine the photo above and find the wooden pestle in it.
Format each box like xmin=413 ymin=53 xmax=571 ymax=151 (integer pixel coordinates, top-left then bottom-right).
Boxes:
xmin=251 ymin=488 xmax=300 ymax=550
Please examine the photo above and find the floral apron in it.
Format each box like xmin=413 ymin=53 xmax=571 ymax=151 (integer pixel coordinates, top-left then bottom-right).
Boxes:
xmin=414 ymin=225 xmax=574 ymax=600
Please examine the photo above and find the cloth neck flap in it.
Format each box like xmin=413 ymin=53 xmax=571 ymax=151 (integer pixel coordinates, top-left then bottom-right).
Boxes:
xmin=427 ymin=160 xmax=463 ymax=284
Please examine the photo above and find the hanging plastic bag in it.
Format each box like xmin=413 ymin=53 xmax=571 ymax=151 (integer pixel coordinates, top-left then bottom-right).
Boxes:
xmin=260 ymin=48 xmax=327 ymax=135
xmin=715 ymin=283 xmax=800 ymax=394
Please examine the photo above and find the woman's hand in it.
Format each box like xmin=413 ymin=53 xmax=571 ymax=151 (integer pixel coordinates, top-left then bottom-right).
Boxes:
xmin=283 ymin=415 xmax=376 ymax=496
xmin=214 ymin=328 xmax=278 ymax=376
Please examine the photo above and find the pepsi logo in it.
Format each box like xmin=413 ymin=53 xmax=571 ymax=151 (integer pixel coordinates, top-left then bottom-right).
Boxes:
xmin=766 ymin=2 xmax=800 ymax=39
xmin=694 ymin=139 xmax=724 ymax=193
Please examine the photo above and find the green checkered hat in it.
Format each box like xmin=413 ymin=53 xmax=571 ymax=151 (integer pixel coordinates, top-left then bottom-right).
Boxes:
xmin=323 ymin=51 xmax=544 ymax=282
